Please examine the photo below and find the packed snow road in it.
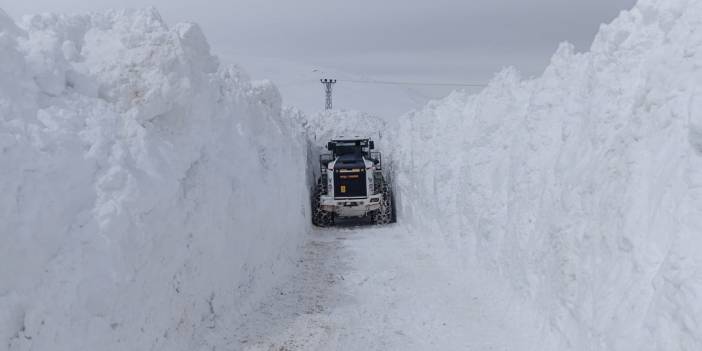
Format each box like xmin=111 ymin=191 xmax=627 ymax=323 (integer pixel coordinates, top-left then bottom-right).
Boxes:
xmin=231 ymin=224 xmax=541 ymax=350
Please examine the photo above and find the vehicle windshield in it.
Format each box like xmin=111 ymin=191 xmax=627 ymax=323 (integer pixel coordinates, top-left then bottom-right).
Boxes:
xmin=334 ymin=142 xmax=364 ymax=157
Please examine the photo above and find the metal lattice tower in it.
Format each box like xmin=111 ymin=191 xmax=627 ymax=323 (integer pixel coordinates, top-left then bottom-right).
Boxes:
xmin=321 ymin=78 xmax=337 ymax=110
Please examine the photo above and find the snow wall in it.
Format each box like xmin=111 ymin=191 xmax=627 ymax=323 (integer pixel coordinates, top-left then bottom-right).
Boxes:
xmin=0 ymin=8 xmax=309 ymax=351
xmin=394 ymin=0 xmax=702 ymax=349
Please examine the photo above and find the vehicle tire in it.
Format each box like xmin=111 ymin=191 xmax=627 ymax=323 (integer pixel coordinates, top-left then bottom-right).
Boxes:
xmin=312 ymin=176 xmax=334 ymax=227
xmin=371 ymin=174 xmax=393 ymax=225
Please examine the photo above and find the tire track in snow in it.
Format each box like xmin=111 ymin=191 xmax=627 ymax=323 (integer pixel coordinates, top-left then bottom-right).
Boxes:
xmin=231 ymin=228 xmax=352 ymax=350
xmin=231 ymin=225 xmax=537 ymax=350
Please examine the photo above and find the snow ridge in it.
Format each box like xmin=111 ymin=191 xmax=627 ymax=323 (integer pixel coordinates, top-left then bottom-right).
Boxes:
xmin=394 ymin=0 xmax=702 ymax=349
xmin=0 ymin=8 xmax=308 ymax=351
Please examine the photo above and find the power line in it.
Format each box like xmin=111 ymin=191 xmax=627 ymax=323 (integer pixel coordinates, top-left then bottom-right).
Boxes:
xmin=338 ymin=79 xmax=487 ymax=87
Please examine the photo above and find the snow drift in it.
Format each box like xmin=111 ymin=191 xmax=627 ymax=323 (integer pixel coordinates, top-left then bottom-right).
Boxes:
xmin=395 ymin=0 xmax=702 ymax=349
xmin=0 ymin=8 xmax=308 ymax=351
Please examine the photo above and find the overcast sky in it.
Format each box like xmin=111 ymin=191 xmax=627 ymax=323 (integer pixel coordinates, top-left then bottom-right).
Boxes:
xmin=5 ymin=1 xmax=635 ymax=66
xmin=4 ymin=0 xmax=637 ymax=114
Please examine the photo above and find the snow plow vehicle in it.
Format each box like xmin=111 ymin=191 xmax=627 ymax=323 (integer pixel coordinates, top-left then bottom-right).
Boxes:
xmin=312 ymin=137 xmax=394 ymax=227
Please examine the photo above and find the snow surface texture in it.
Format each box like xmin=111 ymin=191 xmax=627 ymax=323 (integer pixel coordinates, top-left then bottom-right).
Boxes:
xmin=394 ymin=0 xmax=702 ymax=349
xmin=0 ymin=8 xmax=309 ymax=351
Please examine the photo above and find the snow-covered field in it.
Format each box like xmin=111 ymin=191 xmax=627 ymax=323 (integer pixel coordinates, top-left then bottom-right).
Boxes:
xmin=0 ymin=8 xmax=308 ymax=351
xmin=3 ymin=0 xmax=702 ymax=350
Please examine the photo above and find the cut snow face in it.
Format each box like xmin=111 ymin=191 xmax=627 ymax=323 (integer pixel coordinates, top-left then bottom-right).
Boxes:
xmin=299 ymin=109 xmax=386 ymax=146
xmin=0 ymin=8 xmax=308 ymax=351
xmin=392 ymin=0 xmax=702 ymax=349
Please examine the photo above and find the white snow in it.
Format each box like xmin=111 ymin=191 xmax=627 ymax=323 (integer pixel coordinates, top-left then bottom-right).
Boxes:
xmin=0 ymin=8 xmax=308 ymax=351
xmin=392 ymin=0 xmax=702 ymax=349
xmin=231 ymin=226 xmax=546 ymax=350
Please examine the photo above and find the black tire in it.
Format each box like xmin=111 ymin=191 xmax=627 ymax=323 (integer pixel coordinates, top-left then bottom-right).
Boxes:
xmin=371 ymin=173 xmax=393 ymax=225
xmin=312 ymin=176 xmax=334 ymax=227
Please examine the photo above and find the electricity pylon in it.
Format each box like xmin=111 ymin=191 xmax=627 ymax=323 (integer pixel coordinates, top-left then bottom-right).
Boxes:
xmin=321 ymin=79 xmax=337 ymax=110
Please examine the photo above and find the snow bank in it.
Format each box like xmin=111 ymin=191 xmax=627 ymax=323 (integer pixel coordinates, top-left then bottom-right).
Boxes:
xmin=394 ymin=0 xmax=702 ymax=349
xmin=0 ymin=8 xmax=308 ymax=351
